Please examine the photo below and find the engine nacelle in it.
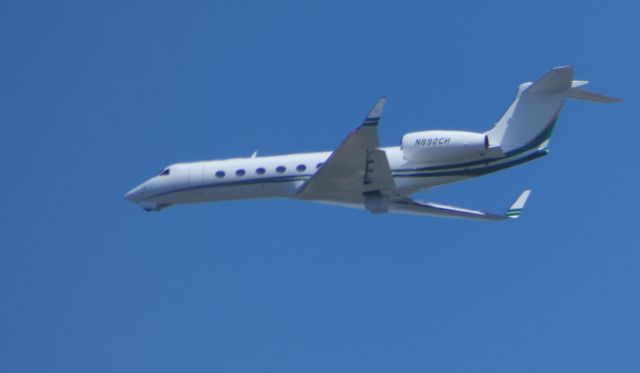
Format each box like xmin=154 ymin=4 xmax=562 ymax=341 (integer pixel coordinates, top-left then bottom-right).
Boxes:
xmin=401 ymin=130 xmax=489 ymax=164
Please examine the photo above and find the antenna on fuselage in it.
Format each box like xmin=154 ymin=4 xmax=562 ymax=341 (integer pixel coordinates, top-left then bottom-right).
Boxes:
xmin=250 ymin=150 xmax=258 ymax=158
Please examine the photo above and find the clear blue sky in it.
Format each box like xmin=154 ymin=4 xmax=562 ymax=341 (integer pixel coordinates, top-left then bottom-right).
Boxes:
xmin=2 ymin=1 xmax=639 ymax=372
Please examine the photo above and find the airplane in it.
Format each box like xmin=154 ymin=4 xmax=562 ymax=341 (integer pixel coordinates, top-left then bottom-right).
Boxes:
xmin=125 ymin=66 xmax=620 ymax=221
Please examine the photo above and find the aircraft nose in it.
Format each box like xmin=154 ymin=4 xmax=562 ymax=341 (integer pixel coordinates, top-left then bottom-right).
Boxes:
xmin=124 ymin=184 xmax=146 ymax=203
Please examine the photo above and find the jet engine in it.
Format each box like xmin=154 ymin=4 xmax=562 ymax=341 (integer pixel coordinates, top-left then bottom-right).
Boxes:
xmin=401 ymin=130 xmax=490 ymax=164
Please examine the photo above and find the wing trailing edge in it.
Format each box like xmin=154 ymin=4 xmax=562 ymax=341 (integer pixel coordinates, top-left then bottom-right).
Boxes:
xmin=388 ymin=190 xmax=532 ymax=221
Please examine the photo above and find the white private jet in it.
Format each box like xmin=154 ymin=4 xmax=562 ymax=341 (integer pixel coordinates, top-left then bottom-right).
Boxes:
xmin=125 ymin=66 xmax=620 ymax=221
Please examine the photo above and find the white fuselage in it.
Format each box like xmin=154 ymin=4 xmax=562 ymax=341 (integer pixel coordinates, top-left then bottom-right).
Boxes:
xmin=124 ymin=144 xmax=547 ymax=211
xmin=124 ymin=67 xmax=619 ymax=217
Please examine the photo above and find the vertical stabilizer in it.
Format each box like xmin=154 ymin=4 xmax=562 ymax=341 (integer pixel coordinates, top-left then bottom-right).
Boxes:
xmin=485 ymin=67 xmax=574 ymax=153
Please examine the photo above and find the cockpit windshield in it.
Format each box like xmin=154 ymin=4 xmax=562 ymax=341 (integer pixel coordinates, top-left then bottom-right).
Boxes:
xmin=158 ymin=168 xmax=170 ymax=176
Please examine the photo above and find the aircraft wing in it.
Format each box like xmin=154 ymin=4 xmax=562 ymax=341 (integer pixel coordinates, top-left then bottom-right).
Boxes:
xmin=297 ymin=97 xmax=396 ymax=203
xmin=388 ymin=190 xmax=532 ymax=221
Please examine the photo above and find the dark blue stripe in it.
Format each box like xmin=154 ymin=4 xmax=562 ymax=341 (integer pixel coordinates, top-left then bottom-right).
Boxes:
xmin=148 ymin=116 xmax=557 ymax=201
xmin=392 ymin=150 xmax=548 ymax=178
xmin=147 ymin=175 xmax=312 ymax=200
xmin=394 ymin=115 xmax=558 ymax=174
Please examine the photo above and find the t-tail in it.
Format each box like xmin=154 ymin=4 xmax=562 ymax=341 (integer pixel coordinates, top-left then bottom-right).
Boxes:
xmin=485 ymin=66 xmax=622 ymax=154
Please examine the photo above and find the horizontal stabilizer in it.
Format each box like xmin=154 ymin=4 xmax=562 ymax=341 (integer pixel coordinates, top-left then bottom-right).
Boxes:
xmin=567 ymin=81 xmax=622 ymax=103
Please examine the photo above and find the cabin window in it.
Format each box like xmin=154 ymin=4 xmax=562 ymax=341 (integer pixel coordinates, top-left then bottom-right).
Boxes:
xmin=159 ymin=168 xmax=170 ymax=176
xmin=276 ymin=166 xmax=286 ymax=173
xmin=316 ymin=162 xmax=324 ymax=169
xmin=296 ymin=164 xmax=306 ymax=172
xmin=236 ymin=169 xmax=246 ymax=177
xmin=215 ymin=171 xmax=225 ymax=178
xmin=256 ymin=167 xmax=266 ymax=175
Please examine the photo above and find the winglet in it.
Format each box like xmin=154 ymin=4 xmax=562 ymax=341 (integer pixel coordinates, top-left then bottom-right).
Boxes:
xmin=505 ymin=190 xmax=531 ymax=219
xmin=362 ymin=97 xmax=387 ymax=127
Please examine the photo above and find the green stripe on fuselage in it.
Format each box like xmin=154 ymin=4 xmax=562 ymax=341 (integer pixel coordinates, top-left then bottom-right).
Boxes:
xmin=392 ymin=149 xmax=548 ymax=178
